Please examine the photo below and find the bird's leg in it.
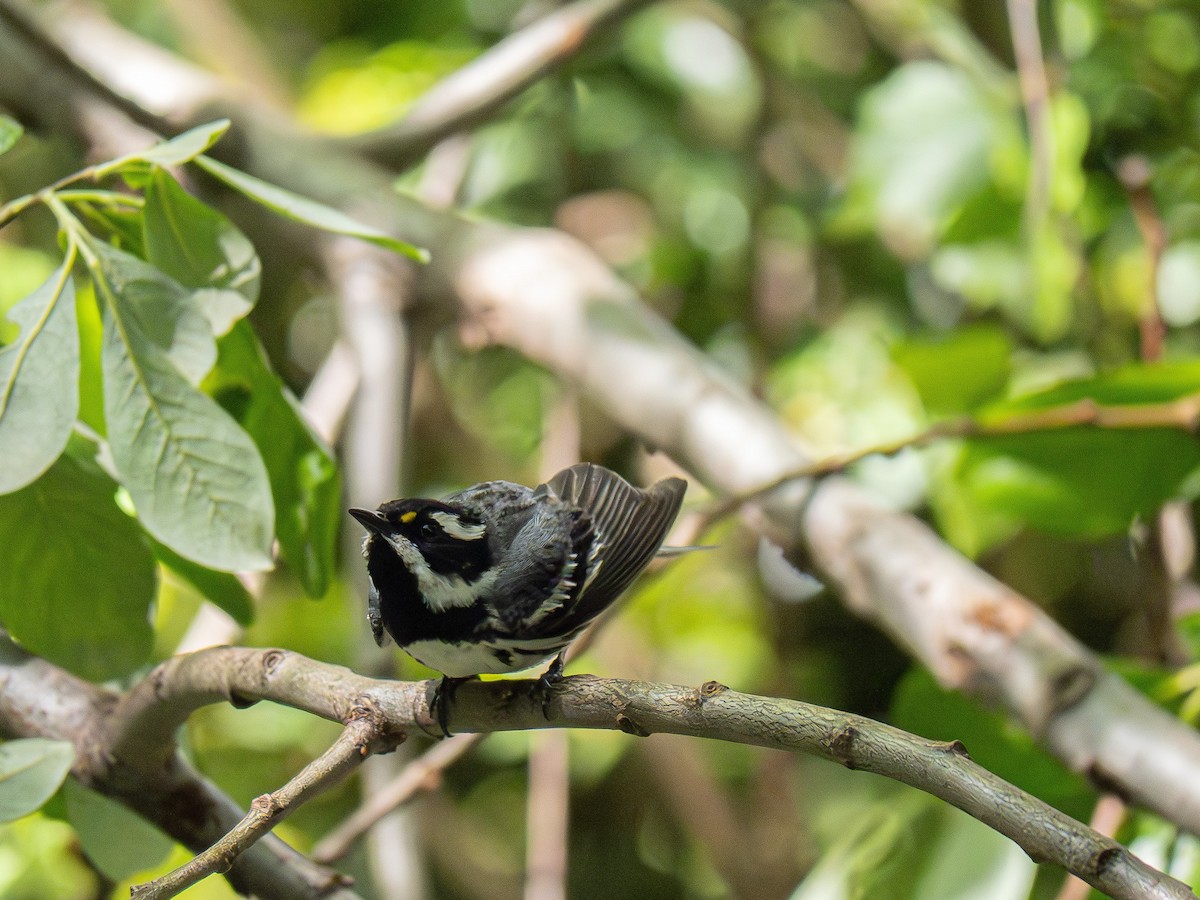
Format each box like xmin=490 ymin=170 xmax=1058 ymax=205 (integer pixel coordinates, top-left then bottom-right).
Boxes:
xmin=432 ymin=675 xmax=474 ymax=737
xmin=532 ymin=653 xmax=567 ymax=720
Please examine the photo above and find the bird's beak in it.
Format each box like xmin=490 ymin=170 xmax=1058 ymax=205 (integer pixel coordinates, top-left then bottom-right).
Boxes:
xmin=348 ymin=508 xmax=390 ymax=534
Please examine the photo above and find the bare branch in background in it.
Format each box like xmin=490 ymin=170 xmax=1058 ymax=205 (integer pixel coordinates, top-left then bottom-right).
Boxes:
xmin=1007 ymin=0 xmax=1053 ymax=235
xmin=313 ymin=733 xmax=485 ymax=864
xmin=339 ymin=0 xmax=657 ymax=171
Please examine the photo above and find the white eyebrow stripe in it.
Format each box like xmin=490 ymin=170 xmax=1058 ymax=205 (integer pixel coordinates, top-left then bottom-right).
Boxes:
xmin=430 ymin=510 xmax=486 ymax=540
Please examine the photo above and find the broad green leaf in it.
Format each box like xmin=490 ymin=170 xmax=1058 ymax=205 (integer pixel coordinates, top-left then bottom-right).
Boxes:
xmin=90 ymin=242 xmax=216 ymax=385
xmin=76 ymin=203 xmax=146 ymax=258
xmin=152 ymin=538 xmax=254 ymax=625
xmin=196 ymin=155 xmax=430 ymax=262
xmin=0 ymin=262 xmax=80 ymax=494
xmin=205 ymin=322 xmax=339 ymax=596
xmin=957 ymin=428 xmax=1200 ymax=538
xmin=0 ymin=115 xmax=23 ymax=156
xmin=0 ymin=740 xmax=74 ymax=822
xmin=982 ymin=359 xmax=1200 ymax=415
xmin=93 ymin=120 xmax=230 ymax=179
xmin=63 ymin=781 xmax=172 ymax=880
xmin=0 ymin=456 xmax=155 ymax=680
xmin=843 ymin=61 xmax=1020 ymax=256
xmin=894 ymin=325 xmax=1011 ymax=415
xmin=144 ymin=168 xmax=260 ymax=335
xmin=100 ymin=300 xmax=275 ymax=572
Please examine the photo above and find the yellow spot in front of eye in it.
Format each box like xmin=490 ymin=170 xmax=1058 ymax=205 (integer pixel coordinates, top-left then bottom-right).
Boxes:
xmin=400 ymin=511 xmax=417 ymax=523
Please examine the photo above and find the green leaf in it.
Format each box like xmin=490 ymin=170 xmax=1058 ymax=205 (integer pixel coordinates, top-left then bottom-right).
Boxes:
xmin=843 ymin=61 xmax=1018 ymax=256
xmin=0 ymin=455 xmax=155 ymax=680
xmin=0 ymin=115 xmax=23 ymax=157
xmin=894 ymin=325 xmax=1011 ymax=415
xmin=957 ymin=428 xmax=1200 ymax=538
xmin=143 ymin=168 xmax=260 ymax=335
xmin=63 ymin=781 xmax=172 ymax=880
xmin=93 ymin=120 xmax=230 ymax=179
xmin=89 ymin=242 xmax=216 ymax=385
xmin=0 ymin=261 xmax=80 ymax=494
xmin=195 ymin=155 xmax=430 ymax=262
xmin=152 ymin=538 xmax=254 ymax=625
xmin=983 ymin=359 xmax=1200 ymax=415
xmin=0 ymin=740 xmax=74 ymax=822
xmin=99 ymin=293 xmax=275 ymax=572
xmin=205 ymin=322 xmax=340 ymax=596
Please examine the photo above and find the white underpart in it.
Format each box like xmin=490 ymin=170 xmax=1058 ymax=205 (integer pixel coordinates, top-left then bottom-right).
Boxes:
xmin=383 ymin=534 xmax=499 ymax=612
xmin=430 ymin=510 xmax=486 ymax=540
xmin=404 ymin=635 xmax=568 ymax=677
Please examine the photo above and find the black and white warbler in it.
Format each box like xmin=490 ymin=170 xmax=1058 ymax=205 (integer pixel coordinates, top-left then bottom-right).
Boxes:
xmin=349 ymin=463 xmax=687 ymax=729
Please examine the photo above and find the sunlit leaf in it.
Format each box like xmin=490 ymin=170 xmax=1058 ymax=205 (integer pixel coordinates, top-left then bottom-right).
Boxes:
xmin=844 ymin=61 xmax=1017 ymax=257
xmin=196 ymin=155 xmax=430 ymax=262
xmin=894 ymin=325 xmax=1011 ymax=414
xmin=0 ymin=739 xmax=74 ymax=822
xmin=93 ymin=120 xmax=230 ymax=179
xmin=0 ymin=261 xmax=79 ymax=494
xmin=0 ymin=115 xmax=23 ymax=157
xmin=144 ymin=167 xmax=260 ymax=335
xmin=98 ymin=278 xmax=274 ymax=573
xmin=63 ymin=781 xmax=172 ymax=880
xmin=957 ymin=428 xmax=1200 ymax=538
xmin=205 ymin=322 xmax=339 ymax=597
xmin=90 ymin=242 xmax=216 ymax=386
xmin=0 ymin=455 xmax=155 ymax=680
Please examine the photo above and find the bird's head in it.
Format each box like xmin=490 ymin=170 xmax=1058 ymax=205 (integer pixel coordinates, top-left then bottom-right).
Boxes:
xmin=349 ymin=500 xmax=494 ymax=611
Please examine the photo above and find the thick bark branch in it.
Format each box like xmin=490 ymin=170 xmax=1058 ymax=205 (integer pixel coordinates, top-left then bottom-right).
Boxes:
xmin=0 ymin=638 xmax=361 ymax=900
xmin=75 ymin=645 xmax=1200 ymax=900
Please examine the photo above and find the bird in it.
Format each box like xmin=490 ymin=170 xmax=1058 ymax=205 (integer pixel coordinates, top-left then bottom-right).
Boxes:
xmin=349 ymin=462 xmax=687 ymax=732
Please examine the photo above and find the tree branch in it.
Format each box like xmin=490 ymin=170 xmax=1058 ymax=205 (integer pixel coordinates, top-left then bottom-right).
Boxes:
xmin=0 ymin=638 xmax=362 ymax=900
xmin=131 ymin=716 xmax=405 ymax=900
xmin=87 ymin=645 xmax=1200 ymax=900
xmin=337 ymin=0 xmax=656 ymax=171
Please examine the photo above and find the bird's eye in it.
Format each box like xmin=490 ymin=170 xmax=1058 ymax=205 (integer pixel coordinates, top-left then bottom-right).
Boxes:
xmin=420 ymin=521 xmax=438 ymax=539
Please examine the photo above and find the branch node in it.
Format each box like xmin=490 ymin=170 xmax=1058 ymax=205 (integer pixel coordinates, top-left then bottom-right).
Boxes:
xmin=827 ymin=724 xmax=858 ymax=769
xmin=941 ymin=739 xmax=971 ymax=759
xmin=229 ymin=691 xmax=259 ymax=710
xmin=260 ymin=649 xmax=287 ymax=674
xmin=698 ymin=680 xmax=729 ymax=702
xmin=1091 ymin=846 xmax=1122 ymax=876
xmin=616 ymin=713 xmax=650 ymax=737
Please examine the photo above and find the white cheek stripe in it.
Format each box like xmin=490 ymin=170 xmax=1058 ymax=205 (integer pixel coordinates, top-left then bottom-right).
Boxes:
xmin=430 ymin=510 xmax=486 ymax=540
xmin=385 ymin=534 xmax=497 ymax=612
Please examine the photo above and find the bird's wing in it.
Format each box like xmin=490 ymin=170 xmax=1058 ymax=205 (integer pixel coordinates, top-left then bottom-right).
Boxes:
xmin=542 ymin=463 xmax=687 ymax=625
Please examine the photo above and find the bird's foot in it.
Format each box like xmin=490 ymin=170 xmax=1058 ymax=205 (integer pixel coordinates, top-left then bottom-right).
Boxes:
xmin=432 ymin=675 xmax=475 ymax=737
xmin=531 ymin=654 xmax=566 ymax=720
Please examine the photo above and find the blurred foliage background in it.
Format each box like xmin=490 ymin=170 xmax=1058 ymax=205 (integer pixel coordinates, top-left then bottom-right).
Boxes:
xmin=5 ymin=0 xmax=1200 ymax=897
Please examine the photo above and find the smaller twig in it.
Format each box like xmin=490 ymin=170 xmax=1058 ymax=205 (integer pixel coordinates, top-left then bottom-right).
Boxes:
xmin=1006 ymin=0 xmax=1053 ymax=236
xmin=131 ymin=716 xmax=405 ymax=900
xmin=1120 ymin=155 xmax=1168 ymax=363
xmin=699 ymin=393 xmax=1200 ymax=532
xmin=340 ymin=0 xmax=655 ymax=170
xmin=312 ymin=732 xmax=483 ymax=864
